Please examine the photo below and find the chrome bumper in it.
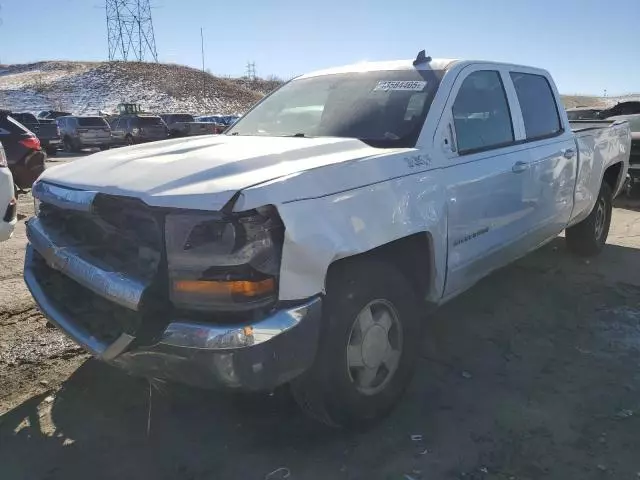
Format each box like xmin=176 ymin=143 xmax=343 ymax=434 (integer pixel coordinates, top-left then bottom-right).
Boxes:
xmin=24 ymin=235 xmax=323 ymax=389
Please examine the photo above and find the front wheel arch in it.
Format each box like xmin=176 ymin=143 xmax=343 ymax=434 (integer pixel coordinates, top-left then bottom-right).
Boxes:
xmin=325 ymin=232 xmax=435 ymax=305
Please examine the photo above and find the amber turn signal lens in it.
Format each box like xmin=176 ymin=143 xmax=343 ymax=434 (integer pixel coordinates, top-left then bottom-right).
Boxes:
xmin=173 ymin=278 xmax=275 ymax=298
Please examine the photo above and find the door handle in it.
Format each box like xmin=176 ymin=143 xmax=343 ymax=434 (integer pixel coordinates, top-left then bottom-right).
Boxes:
xmin=562 ymin=148 xmax=575 ymax=159
xmin=512 ymin=161 xmax=528 ymax=173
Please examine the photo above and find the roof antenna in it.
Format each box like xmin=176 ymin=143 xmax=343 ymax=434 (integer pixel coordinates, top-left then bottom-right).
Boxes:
xmin=413 ymin=50 xmax=432 ymax=66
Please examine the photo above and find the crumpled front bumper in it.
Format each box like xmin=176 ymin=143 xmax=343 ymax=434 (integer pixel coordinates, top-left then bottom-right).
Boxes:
xmin=24 ymin=239 xmax=323 ymax=391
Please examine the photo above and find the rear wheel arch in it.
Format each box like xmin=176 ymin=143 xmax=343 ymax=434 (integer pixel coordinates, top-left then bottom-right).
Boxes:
xmin=603 ymin=162 xmax=623 ymax=195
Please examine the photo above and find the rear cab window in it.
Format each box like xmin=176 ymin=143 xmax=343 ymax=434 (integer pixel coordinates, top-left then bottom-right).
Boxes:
xmin=452 ymin=70 xmax=514 ymax=154
xmin=509 ymin=72 xmax=562 ymax=140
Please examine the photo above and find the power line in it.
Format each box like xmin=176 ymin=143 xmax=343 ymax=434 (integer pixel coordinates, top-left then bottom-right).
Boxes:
xmin=106 ymin=0 xmax=158 ymax=62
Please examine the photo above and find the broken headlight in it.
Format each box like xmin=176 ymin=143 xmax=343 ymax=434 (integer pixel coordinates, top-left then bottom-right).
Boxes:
xmin=165 ymin=206 xmax=284 ymax=312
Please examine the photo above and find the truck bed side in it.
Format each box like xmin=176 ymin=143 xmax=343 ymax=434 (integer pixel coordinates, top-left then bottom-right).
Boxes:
xmin=568 ymin=121 xmax=630 ymax=227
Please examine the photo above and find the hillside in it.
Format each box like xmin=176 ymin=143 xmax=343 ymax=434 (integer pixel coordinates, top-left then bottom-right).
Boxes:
xmin=0 ymin=61 xmax=274 ymax=115
xmin=0 ymin=60 xmax=636 ymax=116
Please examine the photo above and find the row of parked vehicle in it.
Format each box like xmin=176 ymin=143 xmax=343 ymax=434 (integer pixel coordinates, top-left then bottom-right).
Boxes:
xmin=4 ymin=105 xmax=241 ymax=155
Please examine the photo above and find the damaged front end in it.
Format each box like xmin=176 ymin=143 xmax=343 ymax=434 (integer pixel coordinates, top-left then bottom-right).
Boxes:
xmin=24 ymin=181 xmax=322 ymax=390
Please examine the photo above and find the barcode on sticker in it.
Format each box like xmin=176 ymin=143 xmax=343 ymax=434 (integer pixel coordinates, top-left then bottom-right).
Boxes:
xmin=374 ymin=81 xmax=427 ymax=92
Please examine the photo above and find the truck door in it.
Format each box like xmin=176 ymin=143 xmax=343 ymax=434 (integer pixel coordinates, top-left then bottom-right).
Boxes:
xmin=439 ymin=67 xmax=533 ymax=298
xmin=110 ymin=118 xmax=122 ymax=142
xmin=507 ymin=70 xmax=576 ymax=241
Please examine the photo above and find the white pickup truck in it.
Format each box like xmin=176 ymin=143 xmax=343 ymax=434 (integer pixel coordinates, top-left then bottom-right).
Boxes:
xmin=25 ymin=54 xmax=630 ymax=427
xmin=0 ymin=143 xmax=17 ymax=241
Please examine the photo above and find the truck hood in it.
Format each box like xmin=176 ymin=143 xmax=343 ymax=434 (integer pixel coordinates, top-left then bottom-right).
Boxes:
xmin=40 ymin=135 xmax=384 ymax=211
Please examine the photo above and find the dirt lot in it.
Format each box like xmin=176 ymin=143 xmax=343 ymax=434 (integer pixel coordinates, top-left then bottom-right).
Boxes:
xmin=1 ymin=159 xmax=640 ymax=479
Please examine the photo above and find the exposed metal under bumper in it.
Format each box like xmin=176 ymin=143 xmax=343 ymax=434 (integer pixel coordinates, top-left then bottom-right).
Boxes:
xmin=24 ymin=245 xmax=323 ymax=390
xmin=26 ymin=217 xmax=147 ymax=311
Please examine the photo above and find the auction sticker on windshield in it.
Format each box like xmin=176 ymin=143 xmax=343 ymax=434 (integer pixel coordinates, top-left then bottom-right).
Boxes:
xmin=373 ymin=80 xmax=427 ymax=92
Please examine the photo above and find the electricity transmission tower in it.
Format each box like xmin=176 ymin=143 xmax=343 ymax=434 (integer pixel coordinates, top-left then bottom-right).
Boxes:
xmin=246 ymin=61 xmax=256 ymax=81
xmin=106 ymin=0 xmax=158 ymax=62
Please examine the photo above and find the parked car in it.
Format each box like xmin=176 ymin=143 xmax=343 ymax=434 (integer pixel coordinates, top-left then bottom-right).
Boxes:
xmin=599 ymin=101 xmax=640 ymax=119
xmin=9 ymin=112 xmax=61 ymax=155
xmin=607 ymin=114 xmax=640 ymax=193
xmin=159 ymin=113 xmax=217 ymax=137
xmin=0 ymin=110 xmax=45 ymax=193
xmin=0 ymin=142 xmax=17 ymax=241
xmin=109 ymin=115 xmax=168 ymax=145
xmin=25 ymin=55 xmax=630 ymax=428
xmin=195 ymin=115 xmax=228 ymax=133
xmin=37 ymin=110 xmax=72 ymax=122
xmin=57 ymin=116 xmax=111 ymax=152
xmin=566 ymin=107 xmax=603 ymax=121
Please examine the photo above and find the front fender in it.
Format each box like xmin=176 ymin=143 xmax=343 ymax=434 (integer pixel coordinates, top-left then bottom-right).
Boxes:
xmin=275 ymin=171 xmax=447 ymax=302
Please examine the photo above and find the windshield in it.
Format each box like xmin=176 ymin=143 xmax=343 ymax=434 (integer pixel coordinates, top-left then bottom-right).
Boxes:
xmin=77 ymin=117 xmax=108 ymax=127
xmin=227 ymin=70 xmax=443 ymax=148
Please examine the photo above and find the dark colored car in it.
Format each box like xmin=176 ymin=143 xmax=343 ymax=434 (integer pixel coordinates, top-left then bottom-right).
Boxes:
xmin=0 ymin=111 xmax=46 ymax=192
xmin=109 ymin=115 xmax=168 ymax=145
xmin=9 ymin=112 xmax=61 ymax=155
xmin=160 ymin=113 xmax=217 ymax=137
xmin=37 ymin=110 xmax=72 ymax=121
xmin=57 ymin=116 xmax=111 ymax=152
xmin=608 ymin=114 xmax=640 ymax=193
xmin=196 ymin=115 xmax=232 ymax=133
xmin=566 ymin=108 xmax=603 ymax=121
xmin=599 ymin=101 xmax=640 ymax=119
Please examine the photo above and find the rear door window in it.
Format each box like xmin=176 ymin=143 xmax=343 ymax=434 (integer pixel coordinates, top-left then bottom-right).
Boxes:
xmin=510 ymin=72 xmax=561 ymax=140
xmin=452 ymin=70 xmax=514 ymax=154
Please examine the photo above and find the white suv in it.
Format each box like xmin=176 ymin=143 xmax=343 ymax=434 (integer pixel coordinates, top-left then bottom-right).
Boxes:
xmin=0 ymin=142 xmax=17 ymax=241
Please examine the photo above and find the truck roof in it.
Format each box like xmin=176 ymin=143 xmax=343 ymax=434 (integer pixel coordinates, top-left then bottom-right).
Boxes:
xmin=300 ymin=58 xmax=549 ymax=79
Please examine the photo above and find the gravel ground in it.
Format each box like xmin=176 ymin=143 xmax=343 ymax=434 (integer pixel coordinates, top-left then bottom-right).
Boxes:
xmin=1 ymin=158 xmax=640 ymax=479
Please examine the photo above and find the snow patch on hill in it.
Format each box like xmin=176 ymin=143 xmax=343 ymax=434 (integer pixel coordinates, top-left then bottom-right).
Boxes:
xmin=0 ymin=61 xmax=273 ymax=116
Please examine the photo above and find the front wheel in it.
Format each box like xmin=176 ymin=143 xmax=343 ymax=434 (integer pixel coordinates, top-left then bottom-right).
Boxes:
xmin=566 ymin=182 xmax=613 ymax=256
xmin=291 ymin=259 xmax=421 ymax=428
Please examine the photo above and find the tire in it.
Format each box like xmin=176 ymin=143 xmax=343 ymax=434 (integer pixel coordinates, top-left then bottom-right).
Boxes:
xmin=566 ymin=182 xmax=613 ymax=256
xmin=291 ymin=259 xmax=421 ymax=428
xmin=125 ymin=135 xmax=134 ymax=146
xmin=45 ymin=146 xmax=57 ymax=156
xmin=63 ymin=137 xmax=73 ymax=153
xmin=99 ymin=145 xmax=110 ymax=151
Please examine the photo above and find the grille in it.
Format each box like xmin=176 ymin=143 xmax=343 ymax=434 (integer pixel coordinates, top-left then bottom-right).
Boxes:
xmin=39 ymin=194 xmax=163 ymax=280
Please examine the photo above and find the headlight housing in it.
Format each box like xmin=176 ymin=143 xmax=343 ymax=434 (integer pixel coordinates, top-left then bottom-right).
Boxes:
xmin=165 ymin=206 xmax=284 ymax=312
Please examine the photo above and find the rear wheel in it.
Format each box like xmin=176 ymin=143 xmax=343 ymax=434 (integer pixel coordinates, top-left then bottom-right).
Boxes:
xmin=566 ymin=182 xmax=613 ymax=256
xmin=291 ymin=259 xmax=421 ymax=428
xmin=63 ymin=137 xmax=73 ymax=153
